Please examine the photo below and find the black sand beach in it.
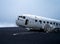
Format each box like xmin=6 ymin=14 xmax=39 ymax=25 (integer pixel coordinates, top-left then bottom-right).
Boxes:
xmin=0 ymin=27 xmax=60 ymax=44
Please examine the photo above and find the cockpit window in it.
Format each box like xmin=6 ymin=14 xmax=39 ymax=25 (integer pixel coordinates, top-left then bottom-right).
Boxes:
xmin=19 ymin=16 xmax=25 ymax=19
xmin=19 ymin=16 xmax=22 ymax=18
xmin=23 ymin=16 xmax=25 ymax=19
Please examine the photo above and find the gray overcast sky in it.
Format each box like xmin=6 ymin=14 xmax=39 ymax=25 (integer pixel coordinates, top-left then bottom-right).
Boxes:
xmin=0 ymin=0 xmax=60 ymax=27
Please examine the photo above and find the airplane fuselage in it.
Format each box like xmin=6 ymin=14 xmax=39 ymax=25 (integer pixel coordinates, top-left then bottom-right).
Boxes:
xmin=16 ymin=14 xmax=60 ymax=32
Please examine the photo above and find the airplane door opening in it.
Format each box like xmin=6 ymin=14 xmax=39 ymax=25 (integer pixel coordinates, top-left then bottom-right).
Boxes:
xmin=25 ymin=19 xmax=29 ymax=25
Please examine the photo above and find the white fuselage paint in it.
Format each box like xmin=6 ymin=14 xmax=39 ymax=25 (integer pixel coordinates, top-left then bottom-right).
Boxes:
xmin=16 ymin=14 xmax=60 ymax=31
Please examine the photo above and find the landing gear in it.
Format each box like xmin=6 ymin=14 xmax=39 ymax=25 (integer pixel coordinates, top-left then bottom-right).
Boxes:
xmin=44 ymin=24 xmax=53 ymax=33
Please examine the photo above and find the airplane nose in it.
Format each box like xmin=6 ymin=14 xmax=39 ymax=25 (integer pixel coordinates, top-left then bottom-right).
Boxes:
xmin=16 ymin=20 xmax=19 ymax=26
xmin=16 ymin=18 xmax=25 ymax=27
xmin=16 ymin=20 xmax=21 ymax=26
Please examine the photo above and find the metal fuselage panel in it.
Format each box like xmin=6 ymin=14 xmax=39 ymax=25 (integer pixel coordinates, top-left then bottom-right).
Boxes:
xmin=16 ymin=15 xmax=60 ymax=30
xmin=16 ymin=16 xmax=41 ymax=29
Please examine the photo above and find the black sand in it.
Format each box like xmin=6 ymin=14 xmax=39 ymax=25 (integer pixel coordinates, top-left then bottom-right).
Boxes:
xmin=0 ymin=27 xmax=60 ymax=44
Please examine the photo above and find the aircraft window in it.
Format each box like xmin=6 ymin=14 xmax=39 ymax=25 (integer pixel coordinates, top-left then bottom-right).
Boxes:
xmin=43 ymin=21 xmax=45 ymax=23
xmin=53 ymin=22 xmax=55 ymax=25
xmin=56 ymin=23 xmax=58 ymax=26
xmin=19 ymin=16 xmax=22 ymax=18
xmin=19 ymin=16 xmax=25 ymax=19
xmin=50 ymin=22 xmax=52 ymax=24
xmin=23 ymin=16 xmax=25 ymax=19
xmin=35 ymin=20 xmax=37 ymax=22
xmin=39 ymin=20 xmax=42 ymax=23
xmin=47 ymin=21 xmax=49 ymax=24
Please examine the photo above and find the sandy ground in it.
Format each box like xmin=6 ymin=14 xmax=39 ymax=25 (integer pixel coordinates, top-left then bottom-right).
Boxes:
xmin=0 ymin=27 xmax=60 ymax=44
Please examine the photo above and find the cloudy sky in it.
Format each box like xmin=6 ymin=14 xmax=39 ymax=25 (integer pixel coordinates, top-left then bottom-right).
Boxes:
xmin=0 ymin=0 xmax=60 ymax=27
